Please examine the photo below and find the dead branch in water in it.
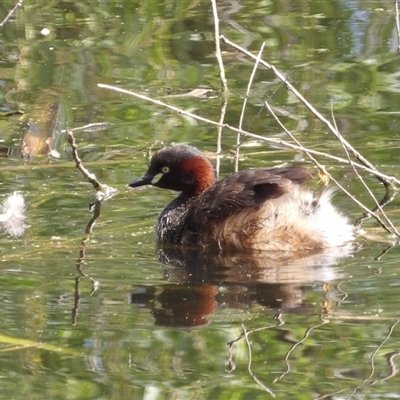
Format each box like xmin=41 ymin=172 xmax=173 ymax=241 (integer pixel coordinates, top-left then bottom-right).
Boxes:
xmin=395 ymin=0 xmax=400 ymax=54
xmin=219 ymin=35 xmax=393 ymax=189
xmin=65 ymin=129 xmax=117 ymax=325
xmin=98 ymin=82 xmax=400 ymax=239
xmin=235 ymin=42 xmax=266 ymax=172
xmin=211 ymin=0 xmax=228 ymax=93
xmin=97 ymin=84 xmax=399 ymax=186
xmin=98 ymin=3 xmax=400 ymax=242
xmin=0 ymin=0 xmax=23 ymax=30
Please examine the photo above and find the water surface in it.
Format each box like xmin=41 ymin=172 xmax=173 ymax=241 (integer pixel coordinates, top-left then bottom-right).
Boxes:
xmin=1 ymin=1 xmax=400 ymax=399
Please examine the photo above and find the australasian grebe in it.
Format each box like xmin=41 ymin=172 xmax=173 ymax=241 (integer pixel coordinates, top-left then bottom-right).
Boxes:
xmin=128 ymin=144 xmax=354 ymax=251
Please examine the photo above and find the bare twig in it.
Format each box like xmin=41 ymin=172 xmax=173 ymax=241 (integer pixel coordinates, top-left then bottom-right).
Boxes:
xmin=395 ymin=0 xmax=400 ymax=54
xmin=330 ymin=105 xmax=400 ymax=238
xmin=345 ymin=319 xmax=400 ymax=399
xmin=227 ymin=322 xmax=281 ymax=349
xmin=241 ymin=323 xmax=275 ymax=397
xmin=375 ymin=244 xmax=395 ymax=261
xmin=235 ymin=42 xmax=265 ymax=172
xmin=72 ymin=276 xmax=81 ymax=326
xmin=335 ymin=281 xmax=349 ymax=306
xmin=364 ymin=319 xmax=400 ymax=384
xmin=316 ymin=347 xmax=400 ymax=400
xmin=220 ymin=35 xmax=391 ymax=187
xmin=225 ymin=339 xmax=236 ymax=372
xmin=66 ymin=129 xmax=117 ymax=325
xmin=211 ymin=0 xmax=228 ymax=92
xmin=265 ymin=99 xmax=397 ymax=237
xmin=66 ymin=130 xmax=117 ymax=202
xmin=72 ymin=238 xmax=100 ymax=326
xmin=97 ymin=83 xmax=400 ymax=186
xmin=211 ymin=0 xmax=228 ymax=177
xmin=356 ymin=190 xmax=398 ymax=228
xmin=65 ymin=122 xmax=114 ymax=133
xmin=66 ymin=130 xmax=103 ymax=190
xmin=215 ymin=98 xmax=227 ymax=179
xmin=226 ymin=317 xmax=284 ymax=377
xmin=313 ymin=389 xmax=349 ymax=400
xmin=274 ymin=317 xmax=329 ymax=383
xmin=375 ymin=350 xmax=400 ymax=383
xmin=0 ymin=0 xmax=23 ymax=30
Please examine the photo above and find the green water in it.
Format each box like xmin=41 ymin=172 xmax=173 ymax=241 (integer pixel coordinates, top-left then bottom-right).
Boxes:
xmin=1 ymin=0 xmax=400 ymax=399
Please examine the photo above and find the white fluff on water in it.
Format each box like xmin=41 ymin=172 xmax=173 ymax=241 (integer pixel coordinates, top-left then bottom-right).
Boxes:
xmin=0 ymin=192 xmax=26 ymax=238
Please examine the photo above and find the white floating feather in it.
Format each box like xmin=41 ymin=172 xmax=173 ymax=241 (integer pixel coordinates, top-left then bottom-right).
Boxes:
xmin=0 ymin=192 xmax=26 ymax=238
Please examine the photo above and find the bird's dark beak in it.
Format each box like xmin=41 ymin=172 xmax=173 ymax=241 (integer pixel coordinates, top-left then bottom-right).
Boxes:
xmin=128 ymin=173 xmax=154 ymax=188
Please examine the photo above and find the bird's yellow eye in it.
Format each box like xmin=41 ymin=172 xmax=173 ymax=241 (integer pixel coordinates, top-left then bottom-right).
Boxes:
xmin=161 ymin=166 xmax=170 ymax=174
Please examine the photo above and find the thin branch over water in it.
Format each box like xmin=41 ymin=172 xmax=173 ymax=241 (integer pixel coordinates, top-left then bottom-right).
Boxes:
xmin=0 ymin=0 xmax=23 ymax=30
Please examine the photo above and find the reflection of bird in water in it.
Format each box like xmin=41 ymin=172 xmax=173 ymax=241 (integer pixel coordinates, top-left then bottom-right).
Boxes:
xmin=0 ymin=192 xmax=26 ymax=238
xmin=129 ymin=244 xmax=349 ymax=328
xmin=157 ymin=244 xmax=345 ymax=284
xmin=130 ymin=283 xmax=218 ymax=328
xmin=128 ymin=144 xmax=355 ymax=252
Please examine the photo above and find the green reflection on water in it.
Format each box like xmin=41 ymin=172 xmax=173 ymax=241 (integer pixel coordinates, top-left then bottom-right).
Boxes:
xmin=0 ymin=0 xmax=400 ymax=399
